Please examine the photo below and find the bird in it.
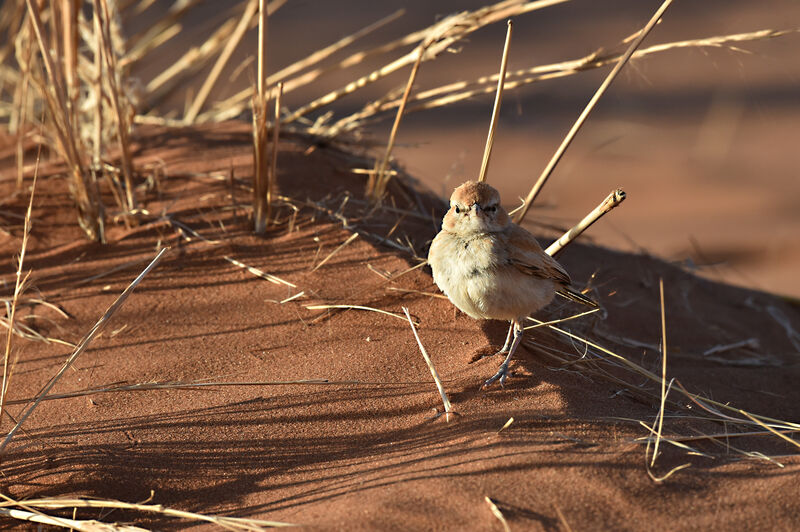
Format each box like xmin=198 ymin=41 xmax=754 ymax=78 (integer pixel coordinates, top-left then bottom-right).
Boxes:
xmin=427 ymin=180 xmax=595 ymax=387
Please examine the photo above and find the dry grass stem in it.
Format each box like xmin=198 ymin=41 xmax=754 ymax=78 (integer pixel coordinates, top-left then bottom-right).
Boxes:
xmin=258 ymin=0 xmax=267 ymax=97
xmin=224 ymin=255 xmax=296 ymax=287
xmin=0 ymin=494 xmax=294 ymax=529
xmin=97 ymin=0 xmax=136 ymax=212
xmin=387 ymin=287 xmax=450 ymax=300
xmin=498 ymin=417 xmax=515 ymax=432
xmin=402 ymin=307 xmax=452 ymax=419
xmin=307 ymin=304 xmax=414 ymax=325
xmin=368 ymin=43 xmax=428 ymax=202
xmin=200 ymin=9 xmax=405 ymax=123
xmin=269 ymin=82 xmax=283 ymax=213
xmin=252 ymin=87 xmax=270 ymax=233
xmin=515 ymin=0 xmax=674 ymax=224
xmin=1 ymin=146 xmax=39 ymax=431
xmin=330 ymin=28 xmax=799 ymax=135
xmin=529 ymin=316 xmax=800 ymax=439
xmin=739 ymin=410 xmax=800 ymax=450
xmin=554 ymin=505 xmax=574 ymax=532
xmin=650 ymin=278 xmax=669 ymax=467
xmin=485 ymin=497 xmax=511 ymax=532
xmin=0 ymin=503 xmax=145 ymax=531
xmin=278 ymin=291 xmax=305 ymax=304
xmin=545 ymin=188 xmax=626 ymax=257
xmin=286 ymin=0 xmax=569 ymax=125
xmin=0 ymin=247 xmax=169 ymax=454
xmin=478 ymin=19 xmax=513 ymax=184
xmin=184 ymin=0 xmax=259 ymax=123
xmin=24 ymin=0 xmax=101 ymax=240
xmin=523 ymin=308 xmax=600 ymax=330
xmin=312 ymin=233 xmax=359 ymax=271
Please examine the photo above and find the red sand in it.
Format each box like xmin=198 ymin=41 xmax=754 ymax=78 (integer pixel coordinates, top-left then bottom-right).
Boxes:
xmin=1 ymin=124 xmax=799 ymax=529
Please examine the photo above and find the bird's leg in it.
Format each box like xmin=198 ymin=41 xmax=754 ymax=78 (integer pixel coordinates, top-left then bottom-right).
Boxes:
xmin=483 ymin=319 xmax=523 ymax=387
xmin=497 ymin=321 xmax=514 ymax=354
xmin=480 ymin=321 xmax=514 ymax=360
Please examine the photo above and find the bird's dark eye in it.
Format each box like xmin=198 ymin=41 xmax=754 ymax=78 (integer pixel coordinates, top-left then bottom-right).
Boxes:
xmin=485 ymin=205 xmax=497 ymax=213
xmin=454 ymin=206 xmax=461 ymax=214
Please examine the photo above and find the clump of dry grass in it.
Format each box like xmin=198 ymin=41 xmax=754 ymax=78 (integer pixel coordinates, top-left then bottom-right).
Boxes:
xmin=2 ymin=0 xmax=795 ymax=239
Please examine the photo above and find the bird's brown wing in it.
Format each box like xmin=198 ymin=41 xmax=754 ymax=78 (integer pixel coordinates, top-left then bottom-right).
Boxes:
xmin=504 ymin=224 xmax=571 ymax=285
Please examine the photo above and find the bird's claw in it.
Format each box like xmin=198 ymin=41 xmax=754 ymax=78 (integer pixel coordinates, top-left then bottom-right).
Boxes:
xmin=482 ymin=363 xmax=509 ymax=388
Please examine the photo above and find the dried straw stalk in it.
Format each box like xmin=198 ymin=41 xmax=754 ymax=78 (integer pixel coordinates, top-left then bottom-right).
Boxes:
xmin=478 ymin=19 xmax=513 ymax=184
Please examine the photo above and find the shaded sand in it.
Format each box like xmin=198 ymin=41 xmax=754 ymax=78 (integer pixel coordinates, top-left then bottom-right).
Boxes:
xmin=0 ymin=124 xmax=799 ymax=529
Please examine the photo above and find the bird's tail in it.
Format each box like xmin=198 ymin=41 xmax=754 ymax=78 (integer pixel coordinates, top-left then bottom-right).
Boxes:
xmin=557 ymin=286 xmax=598 ymax=307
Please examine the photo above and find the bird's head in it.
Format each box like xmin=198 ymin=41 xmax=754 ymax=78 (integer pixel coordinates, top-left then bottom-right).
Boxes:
xmin=442 ymin=180 xmax=510 ymax=234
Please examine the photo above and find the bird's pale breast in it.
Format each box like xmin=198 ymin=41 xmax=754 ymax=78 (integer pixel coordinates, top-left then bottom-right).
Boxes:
xmin=429 ymin=229 xmax=556 ymax=321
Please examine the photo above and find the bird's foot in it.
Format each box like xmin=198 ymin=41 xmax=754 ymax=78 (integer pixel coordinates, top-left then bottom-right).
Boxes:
xmin=482 ymin=361 xmax=510 ymax=388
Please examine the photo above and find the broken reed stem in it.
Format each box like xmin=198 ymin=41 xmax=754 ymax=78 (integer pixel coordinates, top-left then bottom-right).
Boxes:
xmin=651 ymin=278 xmax=668 ymax=467
xmin=514 ymin=0 xmax=674 ymax=224
xmin=184 ymin=0 xmax=258 ymax=123
xmin=545 ymin=188 xmax=626 ymax=257
xmin=402 ymin=306 xmax=453 ymax=420
xmin=0 ymin=247 xmax=169 ymax=454
xmin=478 ymin=19 xmax=512 ymax=184
xmin=1 ymin=147 xmax=39 ymax=432
xmin=368 ymin=41 xmax=428 ymax=203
